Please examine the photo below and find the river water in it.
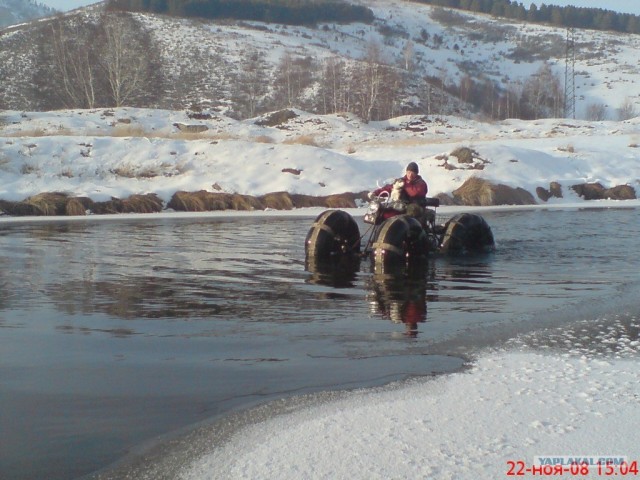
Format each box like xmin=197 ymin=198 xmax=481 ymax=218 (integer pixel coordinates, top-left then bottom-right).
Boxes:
xmin=1 ymin=206 xmax=639 ymax=480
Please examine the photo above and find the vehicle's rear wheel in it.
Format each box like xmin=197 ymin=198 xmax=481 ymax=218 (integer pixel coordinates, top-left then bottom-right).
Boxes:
xmin=305 ymin=210 xmax=360 ymax=260
xmin=439 ymin=213 xmax=495 ymax=255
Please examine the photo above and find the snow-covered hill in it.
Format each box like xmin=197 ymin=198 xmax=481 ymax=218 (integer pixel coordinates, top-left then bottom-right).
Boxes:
xmin=1 ymin=0 xmax=639 ymax=119
xmin=0 ymin=0 xmax=56 ymax=28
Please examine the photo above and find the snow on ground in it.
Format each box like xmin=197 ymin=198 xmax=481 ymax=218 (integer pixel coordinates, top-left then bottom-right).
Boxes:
xmin=1 ymin=108 xmax=639 ymax=206
xmin=182 ymin=316 xmax=640 ymax=480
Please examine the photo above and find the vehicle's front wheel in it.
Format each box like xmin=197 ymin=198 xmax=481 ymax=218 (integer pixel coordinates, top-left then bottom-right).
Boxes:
xmin=371 ymin=215 xmax=428 ymax=269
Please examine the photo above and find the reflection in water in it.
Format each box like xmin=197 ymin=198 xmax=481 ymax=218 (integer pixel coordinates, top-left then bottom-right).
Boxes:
xmin=1 ymin=217 xmax=306 ymax=323
xmin=428 ymin=255 xmax=513 ymax=318
xmin=305 ymin=255 xmax=361 ymax=289
xmin=367 ymin=270 xmax=429 ymax=337
xmin=47 ymin=277 xmax=226 ymax=319
xmin=306 ymin=255 xmax=437 ymax=338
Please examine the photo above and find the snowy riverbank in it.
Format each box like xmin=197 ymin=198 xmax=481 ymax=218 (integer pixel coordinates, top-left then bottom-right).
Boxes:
xmin=182 ymin=316 xmax=640 ymax=480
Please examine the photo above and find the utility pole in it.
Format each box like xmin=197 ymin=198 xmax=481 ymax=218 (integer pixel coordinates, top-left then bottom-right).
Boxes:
xmin=564 ymin=28 xmax=576 ymax=119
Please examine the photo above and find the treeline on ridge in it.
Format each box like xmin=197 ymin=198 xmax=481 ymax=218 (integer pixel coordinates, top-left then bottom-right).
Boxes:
xmin=106 ymin=0 xmax=374 ymax=25
xmin=416 ymin=0 xmax=640 ymax=35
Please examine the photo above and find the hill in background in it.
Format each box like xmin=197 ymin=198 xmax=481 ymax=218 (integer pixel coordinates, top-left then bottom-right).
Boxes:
xmin=0 ymin=0 xmax=56 ymax=28
xmin=1 ymin=0 xmax=639 ymax=121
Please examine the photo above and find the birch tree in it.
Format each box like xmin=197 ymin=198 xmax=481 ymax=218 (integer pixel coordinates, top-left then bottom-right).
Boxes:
xmin=100 ymin=14 xmax=153 ymax=107
xmin=402 ymin=40 xmax=414 ymax=71
xmin=318 ymin=56 xmax=350 ymax=114
xmin=356 ymin=42 xmax=384 ymax=122
xmin=45 ymin=14 xmax=160 ymax=109
xmin=521 ymin=63 xmax=563 ymax=119
xmin=50 ymin=21 xmax=101 ymax=108
xmin=273 ymin=51 xmax=314 ymax=109
xmin=235 ymin=48 xmax=269 ymax=118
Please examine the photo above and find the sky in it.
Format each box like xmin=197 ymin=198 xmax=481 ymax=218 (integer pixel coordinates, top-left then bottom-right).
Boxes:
xmin=37 ymin=0 xmax=97 ymax=11
xmin=37 ymin=0 xmax=640 ymax=16
xmin=525 ymin=1 xmax=640 ymax=16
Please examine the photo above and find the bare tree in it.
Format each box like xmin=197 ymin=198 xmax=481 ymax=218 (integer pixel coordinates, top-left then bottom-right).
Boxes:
xmin=424 ymin=80 xmax=433 ymax=116
xmin=234 ymin=48 xmax=269 ymax=118
xmin=355 ymin=42 xmax=385 ymax=122
xmin=503 ymin=81 xmax=523 ymax=120
xmin=49 ymin=21 xmax=102 ymax=108
xmin=274 ymin=52 xmax=296 ymax=108
xmin=100 ymin=14 xmax=154 ymax=107
xmin=273 ymin=52 xmax=314 ymax=110
xmin=40 ymin=13 xmax=162 ymax=109
xmin=437 ymin=71 xmax=449 ymax=115
xmin=458 ymin=73 xmax=473 ymax=104
xmin=521 ymin=63 xmax=563 ymax=119
xmin=318 ymin=56 xmax=351 ymax=115
xmin=616 ymin=97 xmax=638 ymax=121
xmin=401 ymin=40 xmax=414 ymax=71
xmin=585 ymin=102 xmax=608 ymax=121
xmin=481 ymin=78 xmax=496 ymax=118
xmin=318 ymin=57 xmax=336 ymax=114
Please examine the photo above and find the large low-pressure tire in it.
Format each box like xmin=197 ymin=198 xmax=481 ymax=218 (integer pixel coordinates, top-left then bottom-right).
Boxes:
xmin=439 ymin=213 xmax=495 ymax=255
xmin=371 ymin=215 xmax=428 ymax=269
xmin=305 ymin=210 xmax=361 ymax=260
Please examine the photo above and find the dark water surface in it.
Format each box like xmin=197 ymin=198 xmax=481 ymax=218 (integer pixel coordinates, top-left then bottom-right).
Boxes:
xmin=1 ymin=207 xmax=639 ymax=480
